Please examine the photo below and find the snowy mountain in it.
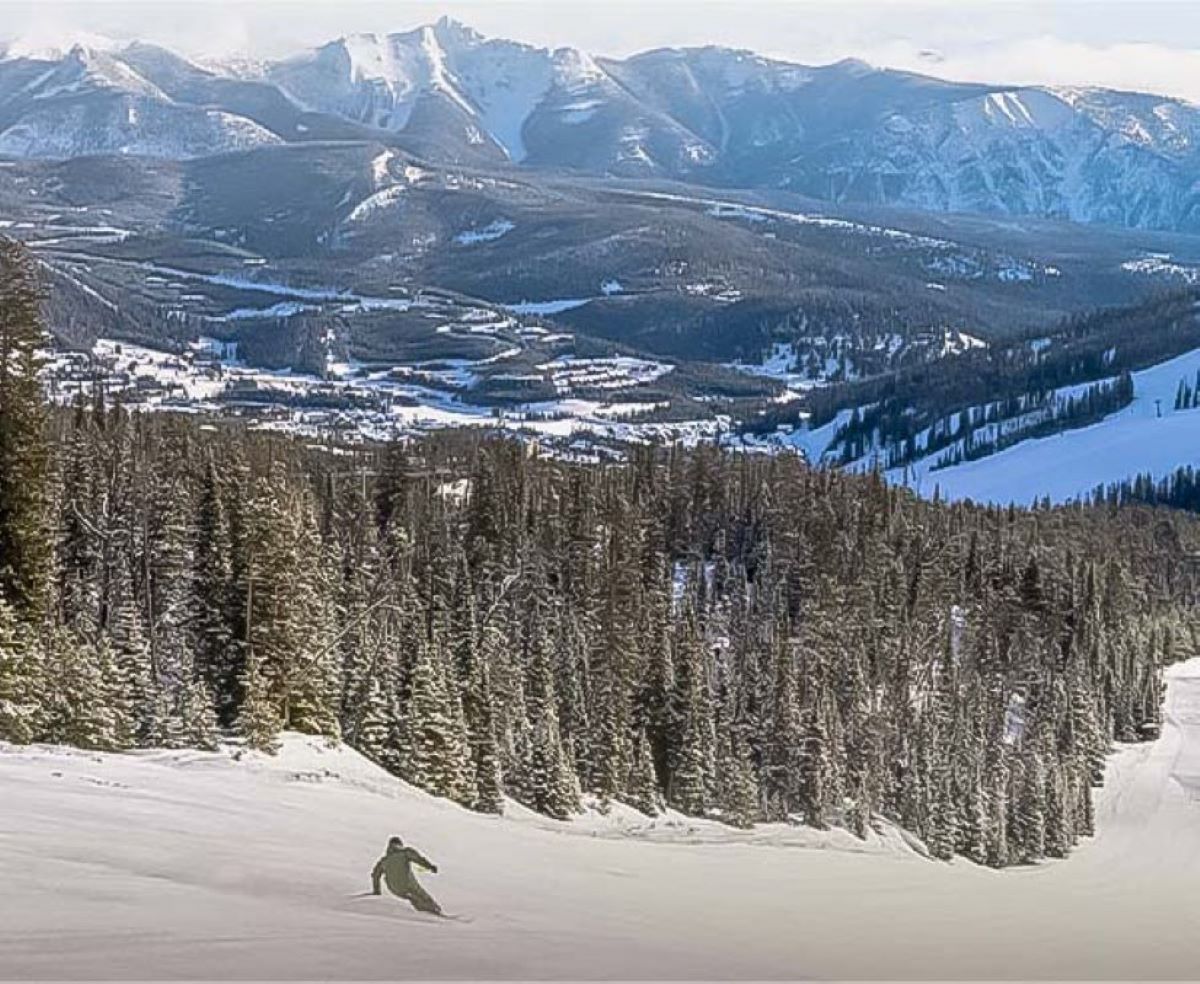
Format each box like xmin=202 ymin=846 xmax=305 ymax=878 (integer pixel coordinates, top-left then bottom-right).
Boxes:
xmin=0 ymin=44 xmax=282 ymax=158
xmin=777 ymin=86 xmax=1200 ymax=230
xmin=3 ymin=21 xmax=1200 ymax=230
xmin=266 ymin=18 xmax=713 ymax=174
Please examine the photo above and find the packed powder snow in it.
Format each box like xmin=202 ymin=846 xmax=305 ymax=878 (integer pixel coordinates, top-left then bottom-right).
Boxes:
xmin=1 ymin=659 xmax=1199 ymax=979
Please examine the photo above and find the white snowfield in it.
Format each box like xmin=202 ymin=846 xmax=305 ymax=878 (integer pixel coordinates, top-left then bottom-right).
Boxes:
xmin=2 ymin=659 xmax=1199 ymax=980
xmin=890 ymin=343 xmax=1200 ymax=505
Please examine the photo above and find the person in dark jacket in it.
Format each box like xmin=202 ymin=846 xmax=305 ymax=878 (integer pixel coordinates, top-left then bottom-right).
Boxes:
xmin=371 ymin=836 xmax=443 ymax=915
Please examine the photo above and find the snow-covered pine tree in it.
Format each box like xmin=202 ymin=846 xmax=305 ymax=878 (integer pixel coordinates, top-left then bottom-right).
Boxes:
xmin=624 ymin=726 xmax=662 ymax=817
xmin=48 ymin=633 xmax=129 ymax=751
xmin=354 ymin=668 xmax=400 ymax=770
xmin=520 ymin=615 xmax=580 ymax=819
xmin=56 ymin=403 xmax=103 ymax=634
xmin=179 ymin=676 xmax=221 ymax=751
xmin=402 ymin=638 xmax=472 ymax=804
xmin=142 ymin=427 xmax=198 ymax=712
xmin=1010 ymin=746 xmax=1048 ymax=862
xmin=238 ymin=647 xmax=282 ymax=753
xmin=717 ymin=728 xmax=759 ymax=829
xmin=192 ymin=452 xmax=236 ymax=720
xmin=762 ymin=636 xmax=801 ymax=820
xmin=0 ymin=239 xmax=52 ymax=620
xmin=0 ymin=597 xmax=43 ymax=742
xmin=108 ymin=586 xmax=159 ymax=745
xmin=669 ymin=619 xmax=714 ymax=816
xmin=281 ymin=518 xmax=341 ymax=739
xmin=463 ymin=636 xmax=505 ymax=814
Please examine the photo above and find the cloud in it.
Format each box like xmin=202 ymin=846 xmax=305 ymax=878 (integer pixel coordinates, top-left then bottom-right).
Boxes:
xmin=862 ymin=36 xmax=1200 ymax=103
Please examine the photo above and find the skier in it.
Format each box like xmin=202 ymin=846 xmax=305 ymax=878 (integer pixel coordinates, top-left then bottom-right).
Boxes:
xmin=370 ymin=835 xmax=443 ymax=916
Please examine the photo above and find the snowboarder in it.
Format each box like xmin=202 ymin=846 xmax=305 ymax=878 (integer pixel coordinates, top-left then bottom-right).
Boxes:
xmin=370 ymin=835 xmax=443 ymax=916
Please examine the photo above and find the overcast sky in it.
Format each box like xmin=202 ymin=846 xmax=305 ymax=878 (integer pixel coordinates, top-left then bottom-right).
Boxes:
xmin=4 ymin=0 xmax=1200 ymax=102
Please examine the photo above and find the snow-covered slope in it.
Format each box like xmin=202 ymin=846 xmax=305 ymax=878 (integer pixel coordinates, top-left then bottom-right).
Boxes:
xmin=888 ymin=343 xmax=1200 ymax=505
xmin=0 ymin=45 xmax=281 ymax=159
xmin=3 ymin=659 xmax=1199 ymax=979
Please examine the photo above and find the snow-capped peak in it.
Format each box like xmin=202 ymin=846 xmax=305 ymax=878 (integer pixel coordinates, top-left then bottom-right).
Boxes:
xmin=552 ymin=47 xmax=605 ymax=91
xmin=67 ymin=45 xmax=170 ymax=99
xmin=1 ymin=31 xmax=121 ymax=63
xmin=416 ymin=24 xmax=476 ymax=116
xmin=270 ymin=21 xmax=612 ymax=162
xmin=827 ymin=56 xmax=876 ymax=75
xmin=430 ymin=16 xmax=486 ymax=49
xmin=7 ymin=42 xmax=170 ymax=103
xmin=4 ymin=20 xmax=1200 ymax=233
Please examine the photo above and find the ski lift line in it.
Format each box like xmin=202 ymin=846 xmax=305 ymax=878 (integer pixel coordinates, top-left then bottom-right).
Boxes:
xmin=906 ymin=619 xmax=954 ymax=704
xmin=290 ymin=594 xmax=405 ymax=676
xmin=288 ymin=560 xmax=522 ymax=678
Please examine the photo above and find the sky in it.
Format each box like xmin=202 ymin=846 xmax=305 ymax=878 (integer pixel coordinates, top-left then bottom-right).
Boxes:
xmin=4 ymin=0 xmax=1200 ymax=102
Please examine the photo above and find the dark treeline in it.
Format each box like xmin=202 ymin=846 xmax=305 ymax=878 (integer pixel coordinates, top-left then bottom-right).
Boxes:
xmin=832 ymin=373 xmax=1134 ymax=471
xmin=1090 ymin=466 xmax=1200 ymax=515
xmin=2 ymin=241 xmax=1198 ymax=868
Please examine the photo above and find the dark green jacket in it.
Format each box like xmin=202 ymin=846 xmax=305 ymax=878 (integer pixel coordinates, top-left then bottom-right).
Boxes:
xmin=372 ymin=844 xmax=437 ymax=897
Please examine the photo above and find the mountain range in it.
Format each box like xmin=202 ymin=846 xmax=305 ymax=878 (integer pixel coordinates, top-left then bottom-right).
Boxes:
xmin=2 ymin=17 xmax=1200 ymax=232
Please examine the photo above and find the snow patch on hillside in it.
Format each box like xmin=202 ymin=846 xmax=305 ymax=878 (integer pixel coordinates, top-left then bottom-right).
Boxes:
xmin=504 ymin=297 xmax=592 ymax=315
xmin=454 ymin=218 xmax=514 ymax=245
xmin=1122 ymin=254 xmax=1200 ymax=284
xmin=891 ymin=344 xmax=1200 ymax=504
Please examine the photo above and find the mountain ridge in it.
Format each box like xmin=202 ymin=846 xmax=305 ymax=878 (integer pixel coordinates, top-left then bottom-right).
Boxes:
xmin=2 ymin=20 xmax=1199 ymax=231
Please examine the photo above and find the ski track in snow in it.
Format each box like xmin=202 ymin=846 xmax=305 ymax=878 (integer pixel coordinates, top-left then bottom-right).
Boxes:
xmin=1 ymin=660 xmax=1199 ymax=979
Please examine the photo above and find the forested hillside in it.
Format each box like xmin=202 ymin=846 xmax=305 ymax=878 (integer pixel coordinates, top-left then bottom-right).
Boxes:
xmin=759 ymin=289 xmax=1200 ymax=475
xmin=2 ymin=241 xmax=1197 ymax=867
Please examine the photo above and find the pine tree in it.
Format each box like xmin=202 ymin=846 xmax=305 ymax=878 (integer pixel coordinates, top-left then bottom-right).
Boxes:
xmin=669 ymin=624 xmax=714 ymax=816
xmin=798 ymin=701 xmax=835 ymax=829
xmin=192 ymin=453 xmax=237 ymax=722
xmin=1010 ymin=749 xmax=1048 ymax=862
xmin=520 ymin=619 xmax=579 ymax=819
xmin=465 ymin=653 xmax=505 ymax=814
xmin=179 ymin=677 xmax=221 ymax=751
xmin=762 ymin=638 xmax=801 ymax=819
xmin=0 ymin=597 xmax=42 ymax=742
xmin=49 ymin=634 xmax=128 ymax=751
xmin=238 ymin=648 xmax=283 ymax=752
xmin=0 ymin=239 xmax=51 ymax=618
xmin=109 ymin=592 xmax=158 ymax=745
xmin=624 ymin=727 xmax=662 ymax=817
xmin=717 ymin=729 xmax=759 ymax=829
xmin=402 ymin=640 xmax=471 ymax=804
xmin=449 ymin=574 xmax=506 ymax=815
xmin=282 ymin=528 xmax=341 ymax=739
